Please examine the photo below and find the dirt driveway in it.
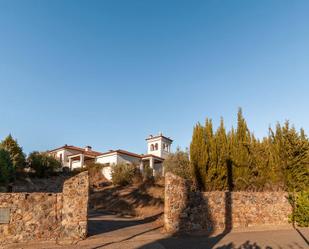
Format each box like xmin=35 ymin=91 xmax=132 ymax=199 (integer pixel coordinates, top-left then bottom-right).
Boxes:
xmin=3 ymin=211 xmax=309 ymax=249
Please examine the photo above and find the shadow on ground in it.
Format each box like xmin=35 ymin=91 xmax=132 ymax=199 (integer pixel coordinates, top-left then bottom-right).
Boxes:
xmin=86 ymin=165 xmax=309 ymax=249
xmin=136 ymin=162 xmax=309 ymax=249
xmin=88 ymin=211 xmax=162 ymax=236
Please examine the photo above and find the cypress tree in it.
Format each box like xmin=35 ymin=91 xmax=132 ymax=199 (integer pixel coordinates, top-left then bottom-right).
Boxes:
xmin=190 ymin=109 xmax=309 ymax=192
xmin=212 ymin=117 xmax=228 ymax=190
xmin=190 ymin=123 xmax=207 ymax=189
xmin=271 ymin=122 xmax=309 ymax=191
xmin=204 ymin=118 xmax=215 ymax=190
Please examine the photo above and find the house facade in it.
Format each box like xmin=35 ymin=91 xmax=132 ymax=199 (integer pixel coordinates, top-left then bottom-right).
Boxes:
xmin=47 ymin=133 xmax=173 ymax=180
xmin=48 ymin=145 xmax=102 ymax=169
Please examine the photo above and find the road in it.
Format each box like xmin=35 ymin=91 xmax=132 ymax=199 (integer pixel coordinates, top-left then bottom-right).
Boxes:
xmin=3 ymin=211 xmax=309 ymax=249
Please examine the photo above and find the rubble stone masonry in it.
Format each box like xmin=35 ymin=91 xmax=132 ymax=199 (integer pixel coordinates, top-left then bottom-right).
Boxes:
xmin=0 ymin=172 xmax=89 ymax=245
xmin=164 ymin=172 xmax=292 ymax=234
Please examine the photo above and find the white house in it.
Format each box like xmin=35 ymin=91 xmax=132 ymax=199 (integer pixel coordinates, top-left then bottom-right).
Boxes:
xmin=47 ymin=145 xmax=102 ymax=170
xmin=48 ymin=133 xmax=173 ymax=180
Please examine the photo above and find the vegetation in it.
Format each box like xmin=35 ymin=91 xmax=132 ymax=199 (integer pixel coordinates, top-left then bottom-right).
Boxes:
xmin=189 ymin=108 xmax=309 ymax=226
xmin=163 ymin=148 xmax=191 ymax=179
xmin=111 ymin=163 xmax=139 ymax=186
xmin=0 ymin=134 xmax=26 ymax=172
xmin=288 ymin=190 xmax=309 ymax=227
xmin=0 ymin=134 xmax=25 ymax=188
xmin=142 ymin=164 xmax=154 ymax=182
xmin=27 ymin=151 xmax=62 ymax=178
xmin=190 ymin=108 xmax=309 ymax=192
xmin=0 ymin=149 xmax=14 ymax=188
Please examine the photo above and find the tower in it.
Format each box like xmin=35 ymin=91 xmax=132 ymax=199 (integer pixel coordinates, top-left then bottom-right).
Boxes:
xmin=146 ymin=133 xmax=173 ymax=159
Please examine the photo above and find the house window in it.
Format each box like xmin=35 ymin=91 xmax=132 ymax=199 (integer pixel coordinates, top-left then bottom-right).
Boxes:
xmin=155 ymin=143 xmax=158 ymax=150
xmin=150 ymin=144 xmax=154 ymax=151
xmin=164 ymin=143 xmax=169 ymax=151
xmin=59 ymin=153 xmax=63 ymax=162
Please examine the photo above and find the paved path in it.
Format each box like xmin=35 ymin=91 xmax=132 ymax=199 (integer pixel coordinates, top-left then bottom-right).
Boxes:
xmin=3 ymin=212 xmax=309 ymax=249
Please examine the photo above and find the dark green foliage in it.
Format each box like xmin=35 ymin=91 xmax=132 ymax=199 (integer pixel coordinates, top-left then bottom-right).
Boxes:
xmin=111 ymin=163 xmax=139 ymax=186
xmin=288 ymin=190 xmax=309 ymax=227
xmin=270 ymin=122 xmax=309 ymax=192
xmin=0 ymin=149 xmax=14 ymax=187
xmin=0 ymin=134 xmax=26 ymax=171
xmin=163 ymin=148 xmax=191 ymax=179
xmin=27 ymin=151 xmax=62 ymax=178
xmin=190 ymin=123 xmax=208 ymax=188
xmin=190 ymin=108 xmax=309 ymax=192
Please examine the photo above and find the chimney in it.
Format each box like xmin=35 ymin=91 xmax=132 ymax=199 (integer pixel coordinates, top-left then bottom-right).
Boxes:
xmin=85 ymin=146 xmax=92 ymax=151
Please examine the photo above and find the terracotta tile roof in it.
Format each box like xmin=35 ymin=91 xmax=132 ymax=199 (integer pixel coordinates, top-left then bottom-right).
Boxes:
xmin=48 ymin=145 xmax=102 ymax=156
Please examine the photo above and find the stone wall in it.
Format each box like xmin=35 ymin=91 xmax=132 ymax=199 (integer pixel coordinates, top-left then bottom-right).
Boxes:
xmin=61 ymin=171 xmax=89 ymax=240
xmin=0 ymin=172 xmax=89 ymax=245
xmin=164 ymin=172 xmax=292 ymax=234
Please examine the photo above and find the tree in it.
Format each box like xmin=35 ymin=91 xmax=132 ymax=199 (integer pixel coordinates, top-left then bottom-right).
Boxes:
xmin=0 ymin=149 xmax=14 ymax=187
xmin=0 ymin=134 xmax=26 ymax=171
xmin=27 ymin=151 xmax=62 ymax=178
xmin=270 ymin=122 xmax=309 ymax=192
xmin=203 ymin=118 xmax=216 ymax=190
xmin=210 ymin=118 xmax=228 ymax=190
xmin=163 ymin=148 xmax=191 ymax=179
xmin=189 ymin=108 xmax=309 ymax=193
xmin=190 ymin=123 xmax=207 ymax=189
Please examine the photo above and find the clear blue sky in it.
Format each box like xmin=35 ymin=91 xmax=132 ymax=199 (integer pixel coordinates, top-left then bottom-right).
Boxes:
xmin=1 ymin=0 xmax=309 ymax=154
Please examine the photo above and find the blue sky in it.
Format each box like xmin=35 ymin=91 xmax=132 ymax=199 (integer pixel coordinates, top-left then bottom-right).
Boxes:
xmin=0 ymin=0 xmax=309 ymax=154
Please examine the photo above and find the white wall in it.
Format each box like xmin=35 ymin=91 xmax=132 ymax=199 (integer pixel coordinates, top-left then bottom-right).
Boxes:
xmin=96 ymin=153 xmax=141 ymax=181
xmin=117 ymin=154 xmax=141 ymax=165
xmin=102 ymin=166 xmax=112 ymax=181
xmin=52 ymin=149 xmax=80 ymax=167
xmin=71 ymin=160 xmax=82 ymax=169
xmin=96 ymin=154 xmax=117 ymax=180
xmin=96 ymin=153 xmax=118 ymax=165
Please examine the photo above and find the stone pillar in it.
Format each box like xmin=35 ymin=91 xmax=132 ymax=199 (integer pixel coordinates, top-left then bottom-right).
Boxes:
xmin=164 ymin=172 xmax=189 ymax=233
xmin=61 ymin=171 xmax=89 ymax=240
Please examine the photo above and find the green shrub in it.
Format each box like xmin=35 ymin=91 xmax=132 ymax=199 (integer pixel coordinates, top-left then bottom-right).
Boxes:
xmin=0 ymin=149 xmax=14 ymax=187
xmin=111 ymin=163 xmax=139 ymax=186
xmin=27 ymin=151 xmax=62 ymax=178
xmin=163 ymin=148 xmax=192 ymax=180
xmin=289 ymin=190 xmax=309 ymax=227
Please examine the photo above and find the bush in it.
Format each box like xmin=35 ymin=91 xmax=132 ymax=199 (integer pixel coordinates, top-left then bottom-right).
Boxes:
xmin=142 ymin=164 xmax=154 ymax=182
xmin=27 ymin=151 xmax=62 ymax=178
xmin=163 ymin=148 xmax=192 ymax=180
xmin=111 ymin=163 xmax=139 ymax=186
xmin=289 ymin=190 xmax=309 ymax=227
xmin=0 ymin=149 xmax=14 ymax=187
